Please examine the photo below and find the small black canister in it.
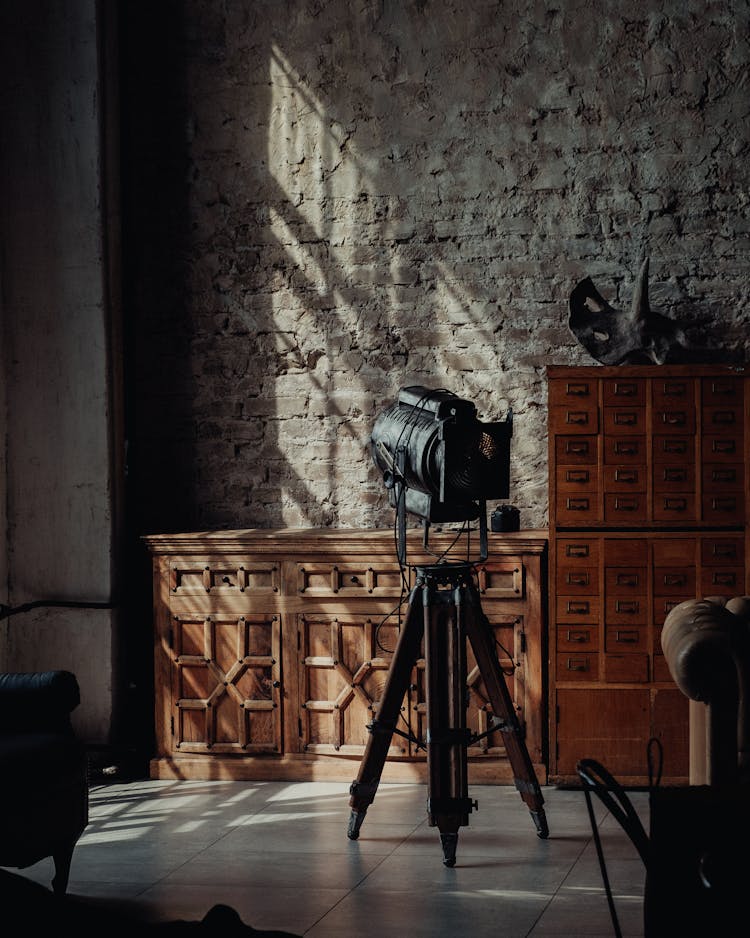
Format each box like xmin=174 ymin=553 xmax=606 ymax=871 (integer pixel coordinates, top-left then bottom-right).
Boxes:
xmin=491 ymin=505 xmax=520 ymax=532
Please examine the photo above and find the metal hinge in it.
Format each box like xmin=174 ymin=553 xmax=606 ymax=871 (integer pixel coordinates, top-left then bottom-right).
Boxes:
xmin=519 ymin=632 xmax=526 ymax=654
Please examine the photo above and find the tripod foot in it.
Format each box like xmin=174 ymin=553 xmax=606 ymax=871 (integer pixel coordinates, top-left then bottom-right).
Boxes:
xmin=531 ymin=808 xmax=549 ymax=839
xmin=347 ymin=809 xmax=367 ymax=840
xmin=440 ymin=832 xmax=458 ymax=867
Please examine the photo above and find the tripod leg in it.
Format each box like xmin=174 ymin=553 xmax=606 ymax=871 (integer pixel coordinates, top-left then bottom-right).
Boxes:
xmin=464 ymin=585 xmax=549 ymax=839
xmin=424 ymin=587 xmax=474 ymax=866
xmin=347 ymin=590 xmax=424 ymax=840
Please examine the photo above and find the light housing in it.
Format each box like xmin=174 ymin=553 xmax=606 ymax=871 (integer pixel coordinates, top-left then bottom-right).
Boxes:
xmin=371 ymin=386 xmax=512 ymax=560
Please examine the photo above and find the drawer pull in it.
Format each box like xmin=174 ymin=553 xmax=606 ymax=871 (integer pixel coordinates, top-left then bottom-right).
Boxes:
xmin=612 ymin=382 xmax=638 ymax=398
xmin=566 ymin=382 xmax=590 ymax=397
xmin=711 ymin=497 xmax=737 ymax=512
xmin=710 ymin=381 xmax=737 ymax=397
xmin=567 ymin=601 xmax=590 ymax=615
xmin=711 ymin=439 xmax=737 ymax=455
xmin=565 ymin=440 xmax=591 ymax=456
xmin=616 ymin=573 xmax=639 ymax=587
xmin=710 ymin=410 xmax=738 ymax=427
xmin=615 ymin=630 xmax=639 ymax=644
xmin=566 ymin=411 xmax=590 ymax=426
xmin=615 ymin=600 xmax=640 ymax=615
xmin=614 ymin=469 xmax=638 ymax=483
xmin=614 ymin=411 xmax=638 ymax=426
xmin=565 ymin=469 xmax=590 ymax=483
xmin=662 ymin=381 xmax=688 ymax=397
xmin=710 ymin=468 xmax=738 ymax=483
xmin=566 ymin=630 xmax=590 ymax=643
xmin=664 ymin=573 xmax=687 ymax=587
xmin=614 ymin=498 xmax=639 ymax=511
xmin=567 ymin=572 xmax=590 ymax=587
xmin=661 ymin=439 xmax=688 ymax=454
xmin=566 ymin=498 xmax=590 ymax=511
xmin=662 ymin=469 xmax=687 ymax=483
xmin=663 ymin=497 xmax=688 ymax=511
xmin=661 ymin=412 xmax=687 ymax=426
xmin=566 ymin=544 xmax=590 ymax=558
xmin=710 ymin=544 xmax=738 ymax=560
xmin=614 ymin=442 xmax=639 ymax=456
xmin=712 ymin=572 xmax=737 ymax=587
xmin=566 ymin=657 xmax=589 ymax=672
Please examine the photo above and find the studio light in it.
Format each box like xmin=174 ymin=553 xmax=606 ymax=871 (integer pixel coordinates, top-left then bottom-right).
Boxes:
xmin=370 ymin=385 xmax=512 ymax=561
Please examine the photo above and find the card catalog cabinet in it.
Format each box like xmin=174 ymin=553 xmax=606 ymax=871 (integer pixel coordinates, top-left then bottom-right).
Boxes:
xmin=144 ymin=528 xmax=548 ymax=783
xmin=548 ymin=365 xmax=749 ymax=784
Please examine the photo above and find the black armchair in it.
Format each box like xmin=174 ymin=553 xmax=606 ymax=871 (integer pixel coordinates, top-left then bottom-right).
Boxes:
xmin=0 ymin=670 xmax=89 ymax=894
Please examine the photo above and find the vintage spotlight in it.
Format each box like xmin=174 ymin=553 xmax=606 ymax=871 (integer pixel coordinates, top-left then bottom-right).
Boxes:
xmin=370 ymin=386 xmax=512 ymax=563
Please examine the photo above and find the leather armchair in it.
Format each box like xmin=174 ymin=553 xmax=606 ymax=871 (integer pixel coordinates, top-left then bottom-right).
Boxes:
xmin=661 ymin=595 xmax=750 ymax=785
xmin=0 ymin=670 xmax=89 ymax=893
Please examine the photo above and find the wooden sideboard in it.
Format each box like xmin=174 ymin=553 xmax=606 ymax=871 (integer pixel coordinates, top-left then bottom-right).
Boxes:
xmin=144 ymin=528 xmax=548 ymax=783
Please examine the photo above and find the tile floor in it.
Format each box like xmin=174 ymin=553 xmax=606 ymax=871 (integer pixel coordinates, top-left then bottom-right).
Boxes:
xmin=4 ymin=777 xmax=649 ymax=937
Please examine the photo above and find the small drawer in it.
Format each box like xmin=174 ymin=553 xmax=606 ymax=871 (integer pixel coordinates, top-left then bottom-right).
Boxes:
xmin=652 ymin=435 xmax=694 ymax=461
xmin=606 ymin=625 xmax=648 ymax=653
xmin=605 ymin=567 xmax=647 ymax=594
xmin=475 ymin=563 xmax=524 ymax=599
xmin=603 ymin=466 xmax=644 ymax=491
xmin=557 ymin=652 xmax=599 ymax=682
xmin=556 ymin=493 xmax=601 ymax=525
xmin=604 ymin=653 xmax=649 ymax=683
xmin=557 ymin=538 xmax=601 ymax=565
xmin=702 ymin=463 xmax=744 ymax=491
xmin=652 ymin=654 xmax=674 ymax=683
xmin=702 ymin=376 xmax=744 ymax=405
xmin=557 ymin=625 xmax=598 ymax=652
xmin=603 ymin=538 xmax=647 ymax=565
xmin=702 ymin=492 xmax=745 ymax=524
xmin=603 ymin=378 xmax=645 ymax=406
xmin=603 ymin=406 xmax=646 ymax=435
xmin=550 ymin=404 xmax=599 ymax=434
xmin=700 ymin=566 xmax=745 ymax=596
xmin=653 ymin=462 xmax=695 ymax=492
xmin=701 ymin=537 xmax=744 ymax=566
xmin=549 ymin=378 xmax=598 ymax=406
xmin=653 ymin=597 xmax=688 ymax=626
xmin=653 ymin=493 xmax=697 ymax=522
xmin=652 ymin=538 xmax=697 ymax=566
xmin=556 ymin=466 xmax=598 ymax=494
xmin=702 ymin=434 xmax=743 ymax=462
xmin=604 ymin=492 xmax=647 ymax=523
xmin=296 ymin=563 xmax=403 ymax=597
xmin=170 ymin=559 xmax=280 ymax=595
xmin=653 ymin=566 xmax=696 ymax=597
xmin=557 ymin=566 xmax=598 ymax=593
xmin=605 ymin=596 xmax=647 ymax=624
xmin=652 ymin=377 xmax=695 ymax=408
xmin=554 ymin=434 xmax=598 ymax=464
xmin=557 ymin=595 xmax=601 ymax=623
xmin=603 ymin=435 xmax=646 ymax=464
xmin=702 ymin=405 xmax=744 ymax=434
xmin=653 ymin=408 xmax=696 ymax=434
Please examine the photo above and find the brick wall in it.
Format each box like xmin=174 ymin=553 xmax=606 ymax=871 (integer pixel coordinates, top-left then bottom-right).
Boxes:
xmin=123 ymin=0 xmax=750 ymax=536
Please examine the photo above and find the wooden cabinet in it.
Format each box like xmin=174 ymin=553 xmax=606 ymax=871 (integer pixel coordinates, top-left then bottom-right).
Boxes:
xmin=144 ymin=528 xmax=548 ymax=783
xmin=548 ymin=365 xmax=749 ymax=785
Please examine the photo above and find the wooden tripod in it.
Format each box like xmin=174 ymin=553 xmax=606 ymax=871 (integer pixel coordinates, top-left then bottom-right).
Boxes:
xmin=347 ymin=561 xmax=548 ymax=865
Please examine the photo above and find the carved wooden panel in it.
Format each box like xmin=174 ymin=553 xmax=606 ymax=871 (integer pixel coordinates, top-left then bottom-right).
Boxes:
xmin=171 ymin=612 xmax=281 ymax=754
xmin=297 ymin=612 xmax=404 ymax=756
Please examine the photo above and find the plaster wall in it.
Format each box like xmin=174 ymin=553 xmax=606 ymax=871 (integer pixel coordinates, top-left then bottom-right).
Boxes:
xmin=0 ymin=0 xmax=118 ymax=742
